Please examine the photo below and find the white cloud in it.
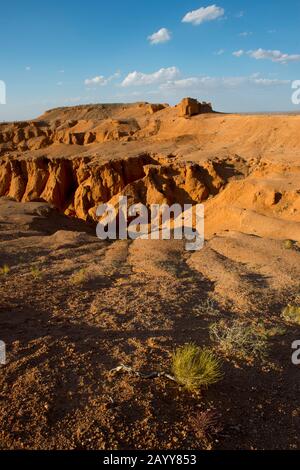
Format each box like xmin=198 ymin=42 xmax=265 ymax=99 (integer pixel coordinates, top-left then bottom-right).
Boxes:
xmin=248 ymin=48 xmax=300 ymax=64
xmin=252 ymin=78 xmax=290 ymax=85
xmin=215 ymin=49 xmax=225 ymax=55
xmin=233 ymin=50 xmax=244 ymax=57
xmin=160 ymin=75 xmax=290 ymax=91
xmin=235 ymin=11 xmax=244 ymax=18
xmin=161 ymin=77 xmax=201 ymax=89
xmin=25 ymin=66 xmax=31 ymax=71
xmin=85 ymin=76 xmax=109 ymax=86
xmin=148 ymin=28 xmax=171 ymax=45
xmin=84 ymin=72 xmax=120 ymax=87
xmin=239 ymin=31 xmax=252 ymax=37
xmin=121 ymin=66 xmax=180 ymax=87
xmin=233 ymin=48 xmax=300 ymax=64
xmin=182 ymin=5 xmax=224 ymax=25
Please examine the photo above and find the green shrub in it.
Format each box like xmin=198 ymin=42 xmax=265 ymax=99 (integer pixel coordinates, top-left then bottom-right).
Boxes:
xmin=210 ymin=320 xmax=269 ymax=361
xmin=282 ymin=305 xmax=300 ymax=325
xmin=172 ymin=344 xmax=222 ymax=392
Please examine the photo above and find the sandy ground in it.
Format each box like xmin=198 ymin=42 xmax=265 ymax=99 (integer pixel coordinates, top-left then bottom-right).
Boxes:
xmin=1 ymin=198 xmax=300 ymax=450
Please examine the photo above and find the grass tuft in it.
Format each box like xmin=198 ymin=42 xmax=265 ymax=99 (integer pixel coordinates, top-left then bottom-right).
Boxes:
xmin=283 ymin=239 xmax=295 ymax=250
xmin=172 ymin=344 xmax=222 ymax=392
xmin=70 ymin=268 xmax=87 ymax=285
xmin=1 ymin=265 xmax=10 ymax=276
xmin=282 ymin=305 xmax=300 ymax=325
xmin=30 ymin=266 xmax=43 ymax=279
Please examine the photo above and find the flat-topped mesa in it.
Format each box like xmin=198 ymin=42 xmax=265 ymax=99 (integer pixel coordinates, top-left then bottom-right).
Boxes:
xmin=177 ymin=97 xmax=213 ymax=117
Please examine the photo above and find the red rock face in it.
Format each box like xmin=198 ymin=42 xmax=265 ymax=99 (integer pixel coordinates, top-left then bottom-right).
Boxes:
xmin=0 ymin=154 xmax=224 ymax=221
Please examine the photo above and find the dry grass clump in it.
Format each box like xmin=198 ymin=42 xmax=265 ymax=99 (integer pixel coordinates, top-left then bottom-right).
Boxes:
xmin=172 ymin=344 xmax=222 ymax=392
xmin=70 ymin=268 xmax=87 ymax=285
xmin=0 ymin=265 xmax=10 ymax=276
xmin=193 ymin=298 xmax=220 ymax=317
xmin=282 ymin=305 xmax=300 ymax=325
xmin=30 ymin=266 xmax=43 ymax=279
xmin=210 ymin=320 xmax=271 ymax=361
xmin=190 ymin=410 xmax=223 ymax=443
xmin=283 ymin=239 xmax=295 ymax=250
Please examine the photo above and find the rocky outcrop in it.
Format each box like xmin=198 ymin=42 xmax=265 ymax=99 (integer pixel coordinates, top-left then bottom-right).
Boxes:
xmin=0 ymin=118 xmax=142 ymax=155
xmin=147 ymin=103 xmax=168 ymax=114
xmin=0 ymin=154 xmax=225 ymax=221
xmin=177 ymin=98 xmax=213 ymax=117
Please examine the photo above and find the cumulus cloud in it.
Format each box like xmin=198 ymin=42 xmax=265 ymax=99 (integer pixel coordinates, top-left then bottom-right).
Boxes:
xmin=248 ymin=48 xmax=300 ymax=63
xmin=233 ymin=50 xmax=244 ymax=57
xmin=148 ymin=28 xmax=171 ymax=45
xmin=84 ymin=72 xmax=120 ymax=86
xmin=182 ymin=4 xmax=224 ymax=25
xmin=121 ymin=66 xmax=180 ymax=87
xmin=120 ymin=65 xmax=290 ymax=93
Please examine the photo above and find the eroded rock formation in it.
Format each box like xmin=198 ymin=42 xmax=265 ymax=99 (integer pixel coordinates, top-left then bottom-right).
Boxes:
xmin=0 ymin=154 xmax=224 ymax=221
xmin=0 ymin=99 xmax=300 ymax=241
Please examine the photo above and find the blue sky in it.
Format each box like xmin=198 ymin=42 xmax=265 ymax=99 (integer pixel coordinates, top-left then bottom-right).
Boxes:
xmin=1 ymin=0 xmax=300 ymax=120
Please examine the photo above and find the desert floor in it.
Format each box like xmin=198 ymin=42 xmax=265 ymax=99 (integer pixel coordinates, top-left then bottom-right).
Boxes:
xmin=0 ymin=198 xmax=300 ymax=450
xmin=0 ymin=103 xmax=300 ymax=449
